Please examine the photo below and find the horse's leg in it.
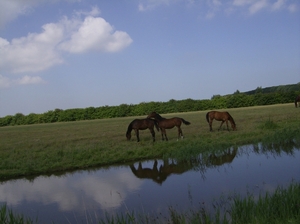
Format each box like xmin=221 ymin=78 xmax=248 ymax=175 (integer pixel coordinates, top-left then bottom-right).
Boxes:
xmin=177 ymin=126 xmax=183 ymax=140
xmin=149 ymin=128 xmax=155 ymax=142
xmin=134 ymin=129 xmax=140 ymax=142
xmin=218 ymin=121 xmax=225 ymax=131
xmin=209 ymin=119 xmax=213 ymax=131
xmin=161 ymin=128 xmax=165 ymax=141
xmin=164 ymin=129 xmax=168 ymax=141
xmin=225 ymin=120 xmax=229 ymax=131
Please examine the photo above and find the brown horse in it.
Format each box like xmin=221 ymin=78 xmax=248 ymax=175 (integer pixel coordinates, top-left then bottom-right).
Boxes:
xmin=206 ymin=111 xmax=236 ymax=131
xmin=295 ymin=95 xmax=300 ymax=108
xmin=126 ymin=118 xmax=159 ymax=142
xmin=147 ymin=112 xmax=191 ymax=141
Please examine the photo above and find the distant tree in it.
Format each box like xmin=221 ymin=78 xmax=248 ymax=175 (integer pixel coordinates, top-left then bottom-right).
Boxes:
xmin=255 ymin=86 xmax=262 ymax=94
xmin=12 ymin=113 xmax=25 ymax=125
xmin=0 ymin=115 xmax=13 ymax=126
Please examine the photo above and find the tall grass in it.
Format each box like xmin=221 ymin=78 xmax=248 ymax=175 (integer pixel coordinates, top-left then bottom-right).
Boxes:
xmin=2 ymin=182 xmax=299 ymax=224
xmin=0 ymin=205 xmax=36 ymax=224
xmin=230 ymin=183 xmax=300 ymax=224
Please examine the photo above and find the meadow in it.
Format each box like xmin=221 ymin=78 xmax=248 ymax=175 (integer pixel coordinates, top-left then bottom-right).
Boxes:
xmin=0 ymin=103 xmax=300 ymax=180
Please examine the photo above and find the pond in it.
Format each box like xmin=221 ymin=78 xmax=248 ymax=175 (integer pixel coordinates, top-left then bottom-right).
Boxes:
xmin=0 ymin=142 xmax=299 ymax=223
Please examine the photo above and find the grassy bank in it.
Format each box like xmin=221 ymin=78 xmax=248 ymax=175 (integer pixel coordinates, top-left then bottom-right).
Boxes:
xmin=1 ymin=182 xmax=299 ymax=223
xmin=1 ymin=104 xmax=300 ymax=180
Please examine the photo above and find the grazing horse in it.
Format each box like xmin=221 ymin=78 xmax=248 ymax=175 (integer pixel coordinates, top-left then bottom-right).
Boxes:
xmin=126 ymin=118 xmax=159 ymax=142
xmin=147 ymin=112 xmax=191 ymax=141
xmin=206 ymin=111 xmax=236 ymax=131
xmin=295 ymin=95 xmax=300 ymax=108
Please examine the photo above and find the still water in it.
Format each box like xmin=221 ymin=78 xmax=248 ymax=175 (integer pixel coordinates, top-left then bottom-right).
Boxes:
xmin=1 ymin=143 xmax=299 ymax=223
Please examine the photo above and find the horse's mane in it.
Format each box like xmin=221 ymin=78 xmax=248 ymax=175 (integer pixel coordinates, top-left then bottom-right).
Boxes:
xmin=152 ymin=112 xmax=165 ymax=120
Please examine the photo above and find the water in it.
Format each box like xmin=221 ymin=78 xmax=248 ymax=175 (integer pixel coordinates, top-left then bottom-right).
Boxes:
xmin=0 ymin=143 xmax=299 ymax=223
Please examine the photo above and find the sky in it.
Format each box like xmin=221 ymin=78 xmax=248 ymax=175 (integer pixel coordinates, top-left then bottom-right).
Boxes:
xmin=0 ymin=0 xmax=299 ymax=117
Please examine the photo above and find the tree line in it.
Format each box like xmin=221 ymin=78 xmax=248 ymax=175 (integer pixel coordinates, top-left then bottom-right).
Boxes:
xmin=1 ymin=88 xmax=299 ymax=127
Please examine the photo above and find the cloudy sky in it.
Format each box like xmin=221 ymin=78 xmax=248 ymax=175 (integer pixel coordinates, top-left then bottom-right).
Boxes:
xmin=0 ymin=0 xmax=299 ymax=117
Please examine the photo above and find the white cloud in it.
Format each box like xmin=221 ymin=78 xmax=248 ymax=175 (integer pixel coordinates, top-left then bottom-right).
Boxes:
xmin=16 ymin=75 xmax=46 ymax=85
xmin=231 ymin=0 xmax=297 ymax=14
xmin=232 ymin=0 xmax=254 ymax=7
xmin=0 ymin=0 xmax=83 ymax=28
xmin=138 ymin=0 xmax=173 ymax=11
xmin=59 ymin=16 xmax=133 ymax=53
xmin=205 ymin=0 xmax=222 ymax=19
xmin=271 ymin=0 xmax=286 ymax=11
xmin=138 ymin=0 xmax=298 ymax=15
xmin=0 ymin=7 xmax=132 ymax=75
xmin=0 ymin=0 xmax=39 ymax=28
xmin=288 ymin=3 xmax=298 ymax=12
xmin=249 ymin=0 xmax=268 ymax=14
xmin=0 ymin=74 xmax=45 ymax=88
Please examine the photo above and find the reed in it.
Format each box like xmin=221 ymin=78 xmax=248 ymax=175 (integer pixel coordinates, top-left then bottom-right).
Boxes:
xmin=0 ymin=204 xmax=36 ymax=224
xmin=2 ymin=182 xmax=298 ymax=223
xmin=0 ymin=103 xmax=300 ymax=180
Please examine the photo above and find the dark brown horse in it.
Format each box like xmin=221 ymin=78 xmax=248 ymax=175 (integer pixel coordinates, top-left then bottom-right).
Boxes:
xmin=206 ymin=111 xmax=236 ymax=131
xmin=295 ymin=95 xmax=300 ymax=108
xmin=147 ymin=112 xmax=191 ymax=141
xmin=126 ymin=118 xmax=159 ymax=142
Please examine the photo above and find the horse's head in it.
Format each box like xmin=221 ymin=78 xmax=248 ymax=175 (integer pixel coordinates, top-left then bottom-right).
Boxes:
xmin=147 ymin=112 xmax=157 ymax=119
xmin=126 ymin=132 xmax=131 ymax=140
xmin=232 ymin=124 xmax=237 ymax=131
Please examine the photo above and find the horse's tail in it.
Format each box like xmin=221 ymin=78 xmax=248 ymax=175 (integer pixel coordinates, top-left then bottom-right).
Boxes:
xmin=181 ymin=118 xmax=191 ymax=125
xmin=206 ymin=112 xmax=210 ymax=123
xmin=154 ymin=120 xmax=160 ymax=132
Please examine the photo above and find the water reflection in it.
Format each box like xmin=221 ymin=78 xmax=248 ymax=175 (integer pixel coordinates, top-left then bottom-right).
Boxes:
xmin=0 ymin=142 xmax=299 ymax=223
xmin=206 ymin=147 xmax=238 ymax=167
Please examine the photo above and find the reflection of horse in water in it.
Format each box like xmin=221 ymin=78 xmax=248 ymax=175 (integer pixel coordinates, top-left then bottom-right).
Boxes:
xmin=130 ymin=160 xmax=164 ymax=184
xmin=129 ymin=148 xmax=239 ymax=184
xmin=129 ymin=159 xmax=194 ymax=185
xmin=207 ymin=147 xmax=238 ymax=167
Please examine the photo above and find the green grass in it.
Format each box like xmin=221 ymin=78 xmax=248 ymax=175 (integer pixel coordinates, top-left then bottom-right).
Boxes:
xmin=0 ymin=103 xmax=300 ymax=180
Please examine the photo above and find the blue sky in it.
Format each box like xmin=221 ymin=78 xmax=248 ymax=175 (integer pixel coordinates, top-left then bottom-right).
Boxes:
xmin=0 ymin=0 xmax=299 ymax=117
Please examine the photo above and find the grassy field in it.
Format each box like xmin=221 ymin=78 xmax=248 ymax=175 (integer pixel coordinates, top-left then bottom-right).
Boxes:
xmin=1 ymin=103 xmax=300 ymax=180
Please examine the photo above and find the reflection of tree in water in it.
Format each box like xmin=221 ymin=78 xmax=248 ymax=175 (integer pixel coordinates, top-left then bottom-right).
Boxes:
xmin=129 ymin=147 xmax=239 ymax=184
xmin=253 ymin=138 xmax=300 ymax=156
